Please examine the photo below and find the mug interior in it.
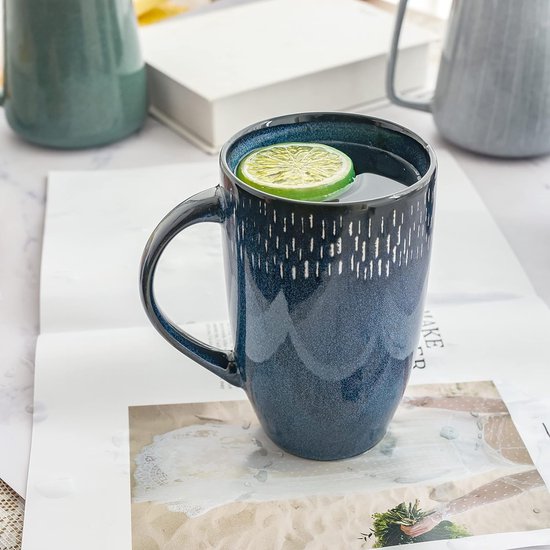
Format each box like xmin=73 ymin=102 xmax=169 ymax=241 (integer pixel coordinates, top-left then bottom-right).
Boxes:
xmin=223 ymin=112 xmax=435 ymax=204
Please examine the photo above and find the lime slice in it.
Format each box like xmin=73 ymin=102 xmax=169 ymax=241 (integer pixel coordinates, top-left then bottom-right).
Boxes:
xmin=236 ymin=142 xmax=355 ymax=201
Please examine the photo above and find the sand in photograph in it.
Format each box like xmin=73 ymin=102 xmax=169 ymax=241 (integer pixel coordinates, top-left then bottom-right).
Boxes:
xmin=129 ymin=382 xmax=550 ymax=549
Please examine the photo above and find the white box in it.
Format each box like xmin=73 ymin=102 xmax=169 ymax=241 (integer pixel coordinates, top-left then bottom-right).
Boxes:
xmin=140 ymin=0 xmax=433 ymax=153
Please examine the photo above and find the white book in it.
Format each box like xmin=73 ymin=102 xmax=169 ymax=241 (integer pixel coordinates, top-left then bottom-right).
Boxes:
xmin=139 ymin=0 xmax=434 ymax=153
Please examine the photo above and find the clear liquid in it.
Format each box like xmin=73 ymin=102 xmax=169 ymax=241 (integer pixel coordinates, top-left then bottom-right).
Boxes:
xmin=320 ymin=142 xmax=422 ymax=202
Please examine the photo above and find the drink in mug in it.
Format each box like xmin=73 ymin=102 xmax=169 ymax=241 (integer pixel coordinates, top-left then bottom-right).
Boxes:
xmin=140 ymin=113 xmax=437 ymax=460
xmin=236 ymin=140 xmax=421 ymax=203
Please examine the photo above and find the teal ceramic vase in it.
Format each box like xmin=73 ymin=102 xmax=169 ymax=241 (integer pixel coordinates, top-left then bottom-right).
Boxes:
xmin=2 ymin=0 xmax=147 ymax=149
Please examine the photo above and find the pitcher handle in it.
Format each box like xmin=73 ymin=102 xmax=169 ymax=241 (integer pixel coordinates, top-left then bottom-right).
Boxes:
xmin=386 ymin=0 xmax=432 ymax=113
xmin=1 ymin=0 xmax=6 ymax=104
xmin=140 ymin=187 xmax=242 ymax=388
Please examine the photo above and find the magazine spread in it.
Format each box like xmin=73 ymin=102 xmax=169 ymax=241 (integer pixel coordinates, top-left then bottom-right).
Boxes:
xmin=129 ymin=381 xmax=549 ymax=549
xmin=22 ymin=153 xmax=550 ymax=549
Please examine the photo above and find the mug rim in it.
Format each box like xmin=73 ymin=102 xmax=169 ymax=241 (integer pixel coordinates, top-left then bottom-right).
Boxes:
xmin=220 ymin=111 xmax=437 ymax=208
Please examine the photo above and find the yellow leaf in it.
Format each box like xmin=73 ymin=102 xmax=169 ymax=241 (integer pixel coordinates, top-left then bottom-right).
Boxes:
xmin=133 ymin=0 xmax=166 ymax=18
xmin=138 ymin=2 xmax=187 ymax=25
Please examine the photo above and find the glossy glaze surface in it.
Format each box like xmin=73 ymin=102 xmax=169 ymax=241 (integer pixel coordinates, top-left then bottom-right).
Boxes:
xmin=141 ymin=113 xmax=437 ymax=460
xmin=3 ymin=0 xmax=147 ymax=148
xmin=222 ymin=115 xmax=436 ymax=459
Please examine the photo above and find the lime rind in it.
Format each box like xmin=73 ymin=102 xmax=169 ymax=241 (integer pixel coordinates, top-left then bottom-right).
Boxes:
xmin=236 ymin=142 xmax=355 ymax=201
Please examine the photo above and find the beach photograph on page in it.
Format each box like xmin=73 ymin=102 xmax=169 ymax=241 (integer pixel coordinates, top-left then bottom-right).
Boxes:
xmin=129 ymin=381 xmax=550 ymax=549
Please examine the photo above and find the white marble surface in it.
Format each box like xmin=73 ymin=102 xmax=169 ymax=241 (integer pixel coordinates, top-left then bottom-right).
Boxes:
xmin=374 ymin=103 xmax=550 ymax=305
xmin=1 ymin=102 xmax=550 ymax=496
xmin=0 ymin=116 xmax=209 ymax=495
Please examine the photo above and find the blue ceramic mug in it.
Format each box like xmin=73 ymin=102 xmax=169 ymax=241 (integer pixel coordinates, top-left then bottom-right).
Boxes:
xmin=140 ymin=113 xmax=437 ymax=460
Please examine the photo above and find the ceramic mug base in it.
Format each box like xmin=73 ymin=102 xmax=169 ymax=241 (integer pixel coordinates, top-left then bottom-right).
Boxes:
xmin=269 ymin=428 xmax=388 ymax=462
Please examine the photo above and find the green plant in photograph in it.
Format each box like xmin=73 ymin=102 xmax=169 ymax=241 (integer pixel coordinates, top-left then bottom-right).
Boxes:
xmin=371 ymin=500 xmax=469 ymax=547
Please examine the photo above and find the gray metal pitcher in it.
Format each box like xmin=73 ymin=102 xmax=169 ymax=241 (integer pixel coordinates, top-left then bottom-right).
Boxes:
xmin=387 ymin=0 xmax=550 ymax=158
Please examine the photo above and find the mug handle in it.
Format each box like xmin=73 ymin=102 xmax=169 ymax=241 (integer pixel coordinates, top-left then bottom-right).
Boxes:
xmin=386 ymin=0 xmax=432 ymax=112
xmin=140 ymin=186 xmax=242 ymax=388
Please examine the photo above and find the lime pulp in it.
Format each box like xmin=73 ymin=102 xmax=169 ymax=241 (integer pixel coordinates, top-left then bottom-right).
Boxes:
xmin=236 ymin=142 xmax=355 ymax=201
